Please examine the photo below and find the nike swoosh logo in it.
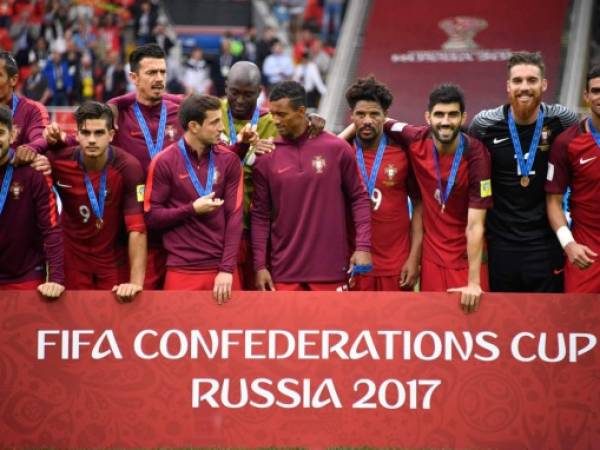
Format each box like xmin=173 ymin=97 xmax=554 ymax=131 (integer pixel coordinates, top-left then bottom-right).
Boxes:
xmin=553 ymin=268 xmax=565 ymax=275
xmin=493 ymin=137 xmax=510 ymax=144
xmin=276 ymin=167 xmax=294 ymax=175
xmin=55 ymin=181 xmax=72 ymax=188
xmin=179 ymin=173 xmax=190 ymax=179
xmin=580 ymin=156 xmax=597 ymax=165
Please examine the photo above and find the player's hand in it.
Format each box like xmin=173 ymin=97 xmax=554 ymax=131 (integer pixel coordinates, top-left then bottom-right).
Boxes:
xmin=447 ymin=283 xmax=483 ymax=314
xmin=565 ymin=241 xmax=597 ymax=270
xmin=337 ymin=123 xmax=356 ymax=141
xmin=30 ymin=154 xmax=52 ymax=175
xmin=254 ymin=137 xmax=275 ymax=155
xmin=237 ymin=123 xmax=258 ymax=145
xmin=43 ymin=122 xmax=66 ymax=145
xmin=13 ymin=145 xmax=37 ymax=165
xmin=256 ymin=268 xmax=276 ymax=291
xmin=192 ymin=192 xmax=224 ymax=215
xmin=399 ymin=256 xmax=420 ymax=289
xmin=307 ymin=113 xmax=326 ymax=137
xmin=348 ymin=250 xmax=372 ymax=274
xmin=112 ymin=283 xmax=142 ymax=303
xmin=213 ymin=271 xmax=233 ymax=304
xmin=37 ymin=282 xmax=65 ymax=301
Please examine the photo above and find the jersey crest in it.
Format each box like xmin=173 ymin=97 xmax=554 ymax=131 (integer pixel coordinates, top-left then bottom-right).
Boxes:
xmin=312 ymin=156 xmax=326 ymax=174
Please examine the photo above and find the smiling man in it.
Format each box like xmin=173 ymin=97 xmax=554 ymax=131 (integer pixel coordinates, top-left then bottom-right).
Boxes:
xmin=469 ymin=52 xmax=578 ymax=292
xmin=545 ymin=65 xmax=600 ymax=293
xmin=46 ymin=101 xmax=147 ymax=302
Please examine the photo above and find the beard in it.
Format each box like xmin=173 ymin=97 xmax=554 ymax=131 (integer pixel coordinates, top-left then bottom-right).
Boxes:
xmin=510 ymin=91 xmax=542 ymax=121
xmin=431 ymin=125 xmax=460 ymax=145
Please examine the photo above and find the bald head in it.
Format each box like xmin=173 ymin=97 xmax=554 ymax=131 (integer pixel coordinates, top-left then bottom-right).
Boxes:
xmin=226 ymin=61 xmax=262 ymax=119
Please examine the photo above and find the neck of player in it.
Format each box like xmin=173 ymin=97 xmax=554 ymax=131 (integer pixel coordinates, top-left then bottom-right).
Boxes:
xmin=136 ymin=92 xmax=162 ymax=107
xmin=434 ymin=136 xmax=459 ymax=154
xmin=1 ymin=91 xmax=13 ymax=106
xmin=0 ymin=148 xmax=10 ymax=167
xmin=511 ymin=104 xmax=541 ymax=125
xmin=358 ymin=134 xmax=383 ymax=150
xmin=290 ymin=120 xmax=309 ymax=140
xmin=590 ymin=112 xmax=600 ymax=133
xmin=83 ymin=151 xmax=109 ymax=171
xmin=184 ymin=133 xmax=209 ymax=158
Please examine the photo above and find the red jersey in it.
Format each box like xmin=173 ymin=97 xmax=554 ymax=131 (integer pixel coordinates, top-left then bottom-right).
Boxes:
xmin=546 ymin=121 xmax=600 ymax=255
xmin=352 ymin=140 xmax=419 ymax=276
xmin=48 ymin=146 xmax=146 ymax=272
xmin=0 ymin=163 xmax=63 ymax=284
xmin=385 ymin=122 xmax=492 ymax=269
xmin=144 ymin=140 xmax=243 ymax=273
xmin=10 ymin=94 xmax=49 ymax=150
xmin=251 ymin=130 xmax=371 ymax=283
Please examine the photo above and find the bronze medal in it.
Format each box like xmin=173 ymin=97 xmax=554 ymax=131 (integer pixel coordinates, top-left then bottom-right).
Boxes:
xmin=520 ymin=176 xmax=530 ymax=188
xmin=96 ymin=218 xmax=104 ymax=230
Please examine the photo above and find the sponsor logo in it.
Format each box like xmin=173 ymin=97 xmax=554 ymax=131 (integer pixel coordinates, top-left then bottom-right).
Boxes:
xmin=553 ymin=268 xmax=565 ymax=275
xmin=390 ymin=16 xmax=511 ymax=64
xmin=312 ymin=156 xmax=326 ymax=174
xmin=580 ymin=156 xmax=597 ymax=165
xmin=493 ymin=137 xmax=510 ymax=144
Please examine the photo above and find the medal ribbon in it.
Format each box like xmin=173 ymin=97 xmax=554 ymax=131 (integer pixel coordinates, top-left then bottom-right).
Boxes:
xmin=227 ymin=103 xmax=260 ymax=145
xmin=588 ymin=118 xmax=600 ymax=149
xmin=11 ymin=95 xmax=19 ymax=116
xmin=508 ymin=107 xmax=545 ymax=178
xmin=134 ymin=101 xmax=167 ymax=159
xmin=350 ymin=263 xmax=373 ymax=278
xmin=0 ymin=149 xmax=15 ymax=216
xmin=432 ymin=133 xmax=465 ymax=208
xmin=355 ymin=134 xmax=387 ymax=197
xmin=79 ymin=147 xmax=111 ymax=223
xmin=178 ymin=138 xmax=215 ymax=197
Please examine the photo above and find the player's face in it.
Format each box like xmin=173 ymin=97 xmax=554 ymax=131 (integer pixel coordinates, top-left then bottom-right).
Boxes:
xmin=270 ymin=97 xmax=306 ymax=138
xmin=0 ymin=61 xmax=17 ymax=104
xmin=194 ymin=109 xmax=224 ymax=146
xmin=0 ymin=122 xmax=15 ymax=162
xmin=507 ymin=64 xmax=547 ymax=115
xmin=76 ymin=119 xmax=114 ymax=159
xmin=584 ymin=77 xmax=600 ymax=119
xmin=130 ymin=57 xmax=167 ymax=104
xmin=426 ymin=102 xmax=466 ymax=145
xmin=351 ymin=100 xmax=386 ymax=144
xmin=226 ymin=80 xmax=260 ymax=119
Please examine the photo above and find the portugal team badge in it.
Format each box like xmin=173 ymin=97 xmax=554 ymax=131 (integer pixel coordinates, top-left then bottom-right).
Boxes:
xmin=165 ymin=125 xmax=177 ymax=141
xmin=10 ymin=181 xmax=23 ymax=199
xmin=539 ymin=126 xmax=551 ymax=151
xmin=312 ymin=156 xmax=326 ymax=174
xmin=383 ymin=164 xmax=398 ymax=186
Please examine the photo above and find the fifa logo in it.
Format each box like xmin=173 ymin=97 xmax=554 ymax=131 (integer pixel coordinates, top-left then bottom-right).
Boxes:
xmin=439 ymin=16 xmax=488 ymax=50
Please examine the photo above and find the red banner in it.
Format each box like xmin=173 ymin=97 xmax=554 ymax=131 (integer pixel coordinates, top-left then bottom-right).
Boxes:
xmin=357 ymin=0 xmax=569 ymax=124
xmin=1 ymin=291 xmax=599 ymax=449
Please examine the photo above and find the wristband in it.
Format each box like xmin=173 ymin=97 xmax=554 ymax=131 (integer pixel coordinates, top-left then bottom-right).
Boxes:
xmin=349 ymin=264 xmax=373 ymax=278
xmin=556 ymin=225 xmax=575 ymax=249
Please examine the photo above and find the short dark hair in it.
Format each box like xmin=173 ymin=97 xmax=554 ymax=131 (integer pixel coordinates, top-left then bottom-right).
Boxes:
xmin=345 ymin=75 xmax=393 ymax=110
xmin=507 ymin=51 xmax=545 ymax=78
xmin=74 ymin=101 xmax=114 ymax=130
xmin=586 ymin=64 xmax=600 ymax=91
xmin=428 ymin=84 xmax=465 ymax=113
xmin=269 ymin=81 xmax=307 ymax=110
xmin=178 ymin=94 xmax=221 ymax=129
xmin=0 ymin=51 xmax=18 ymax=78
xmin=129 ymin=43 xmax=166 ymax=73
xmin=0 ymin=104 xmax=13 ymax=130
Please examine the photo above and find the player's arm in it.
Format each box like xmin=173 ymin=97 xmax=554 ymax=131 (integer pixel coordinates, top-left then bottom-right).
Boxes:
xmin=113 ymin=231 xmax=147 ymax=302
xmin=251 ymin=155 xmax=275 ymax=291
xmin=13 ymin=102 xmax=50 ymax=163
xmin=34 ymin=174 xmax=65 ymax=301
xmin=400 ymin=198 xmax=423 ymax=288
xmin=340 ymin=142 xmax=372 ymax=271
xmin=144 ymin=155 xmax=196 ymax=229
xmin=213 ymin=157 xmax=244 ymax=304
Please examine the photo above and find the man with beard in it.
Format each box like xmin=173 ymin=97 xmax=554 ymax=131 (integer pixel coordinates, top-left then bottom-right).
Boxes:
xmin=470 ymin=52 xmax=578 ymax=292
xmin=344 ymin=76 xmax=423 ymax=291
xmin=545 ymin=66 xmax=600 ymax=293
xmin=252 ymin=81 xmax=372 ymax=291
xmin=382 ymin=84 xmax=492 ymax=312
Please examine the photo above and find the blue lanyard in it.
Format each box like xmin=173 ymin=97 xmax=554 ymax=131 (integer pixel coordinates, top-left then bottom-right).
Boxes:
xmin=355 ymin=135 xmax=387 ymax=197
xmin=432 ymin=133 xmax=465 ymax=211
xmin=227 ymin=104 xmax=260 ymax=145
xmin=134 ymin=101 xmax=167 ymax=159
xmin=178 ymin=138 xmax=215 ymax=197
xmin=350 ymin=263 xmax=373 ymax=278
xmin=79 ymin=148 xmax=111 ymax=224
xmin=0 ymin=149 xmax=15 ymax=216
xmin=508 ymin=107 xmax=545 ymax=178
xmin=588 ymin=118 xmax=600 ymax=149
xmin=11 ymin=95 xmax=19 ymax=116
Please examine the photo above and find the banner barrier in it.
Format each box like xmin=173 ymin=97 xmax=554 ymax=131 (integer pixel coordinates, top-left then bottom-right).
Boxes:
xmin=1 ymin=291 xmax=599 ymax=449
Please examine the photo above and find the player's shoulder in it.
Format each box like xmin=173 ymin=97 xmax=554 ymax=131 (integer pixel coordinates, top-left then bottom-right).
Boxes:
xmin=470 ymin=105 xmax=505 ymax=131
xmin=112 ymin=145 xmax=144 ymax=170
xmin=541 ymin=102 xmax=579 ymax=127
xmin=17 ymin=95 xmax=48 ymax=117
xmin=214 ymin=143 xmax=241 ymax=162
xmin=13 ymin=163 xmax=47 ymax=186
xmin=316 ymin=130 xmax=352 ymax=149
xmin=49 ymin=145 xmax=79 ymax=161
xmin=551 ymin=120 xmax=585 ymax=150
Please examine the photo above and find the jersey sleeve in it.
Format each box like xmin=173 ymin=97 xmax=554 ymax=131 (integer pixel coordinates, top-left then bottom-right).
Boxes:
xmin=545 ymin=127 xmax=573 ymax=194
xmin=465 ymin=136 xmax=493 ymax=209
xmin=219 ymin=154 xmax=244 ymax=273
xmin=250 ymin=154 xmax=271 ymax=271
xmin=107 ymin=92 xmax=137 ymax=110
xmin=19 ymin=101 xmax=50 ymax=152
xmin=144 ymin=152 xmax=195 ymax=229
xmin=120 ymin=154 xmax=147 ymax=233
xmin=340 ymin=140 xmax=371 ymax=251
xmin=383 ymin=120 xmax=421 ymax=149
xmin=406 ymin=157 xmax=421 ymax=200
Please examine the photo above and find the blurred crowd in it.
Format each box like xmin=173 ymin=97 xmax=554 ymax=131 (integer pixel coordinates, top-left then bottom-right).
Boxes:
xmin=0 ymin=0 xmax=344 ymax=110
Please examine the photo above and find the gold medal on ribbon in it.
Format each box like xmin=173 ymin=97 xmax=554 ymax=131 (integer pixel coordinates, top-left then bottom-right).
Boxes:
xmin=520 ymin=176 xmax=530 ymax=187
xmin=96 ymin=218 xmax=104 ymax=230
